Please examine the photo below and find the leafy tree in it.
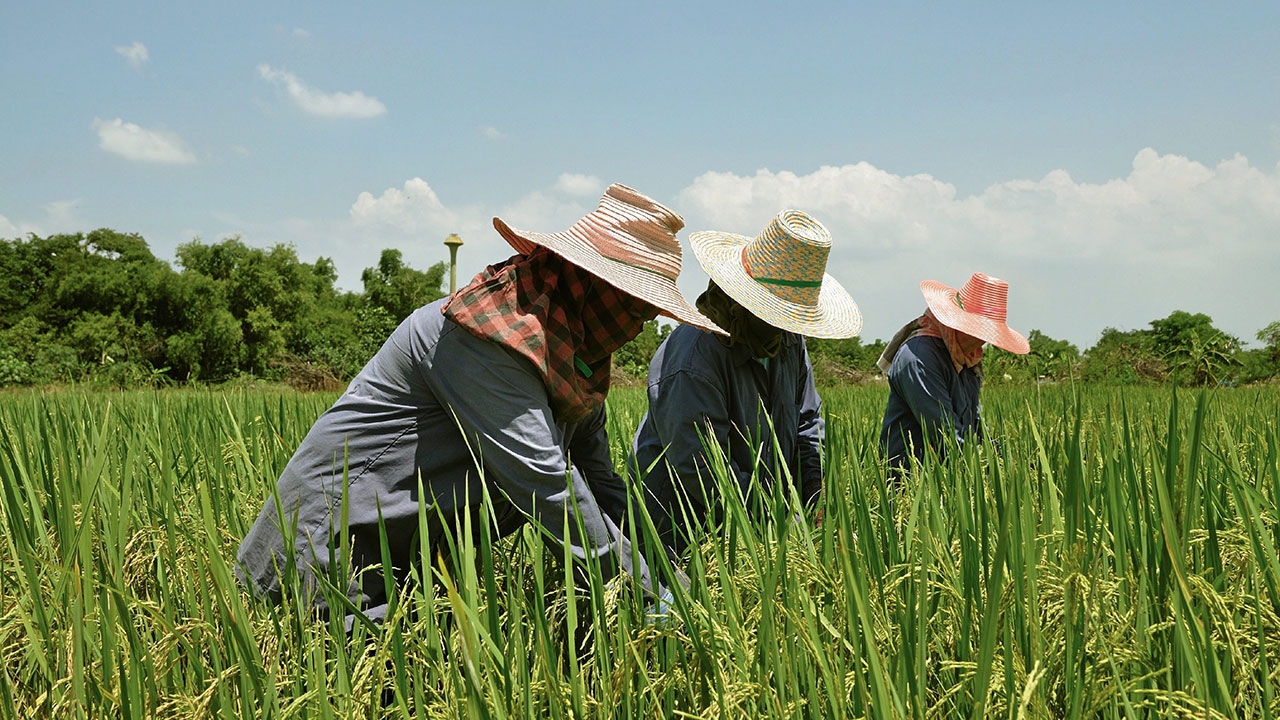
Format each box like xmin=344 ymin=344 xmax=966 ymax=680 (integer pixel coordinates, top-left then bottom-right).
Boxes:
xmin=985 ymin=330 xmax=1080 ymax=384
xmin=807 ymin=335 xmax=887 ymax=384
xmin=175 ymin=236 xmax=359 ymax=381
xmin=1150 ymin=311 xmax=1240 ymax=386
xmin=613 ymin=320 xmax=671 ymax=378
xmin=1257 ymin=322 xmax=1280 ymax=373
xmin=0 ymin=232 xmax=81 ymax=328
xmin=1236 ymin=321 xmax=1280 ymax=384
xmin=1080 ymin=327 xmax=1163 ymax=385
xmin=361 ymin=249 xmax=448 ymax=322
xmin=0 ymin=230 xmax=181 ymax=383
xmin=164 ymin=279 xmax=245 ymax=382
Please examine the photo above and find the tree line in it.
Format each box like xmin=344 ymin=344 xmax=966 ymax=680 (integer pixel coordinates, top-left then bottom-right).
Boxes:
xmin=807 ymin=310 xmax=1280 ymax=387
xmin=2 ymin=229 xmax=1277 ymax=390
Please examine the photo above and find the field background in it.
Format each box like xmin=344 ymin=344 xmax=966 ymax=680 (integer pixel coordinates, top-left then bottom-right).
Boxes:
xmin=1 ymin=384 xmax=1278 ymax=719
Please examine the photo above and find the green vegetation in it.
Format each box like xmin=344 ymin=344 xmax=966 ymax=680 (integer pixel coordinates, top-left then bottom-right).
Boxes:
xmin=4 ymin=230 xmax=1279 ymax=391
xmin=0 ymin=230 xmax=446 ymax=388
xmin=2 ymin=385 xmax=1278 ymax=718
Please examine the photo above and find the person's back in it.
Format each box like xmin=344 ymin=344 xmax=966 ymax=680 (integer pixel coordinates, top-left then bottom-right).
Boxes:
xmin=629 ymin=210 xmax=861 ymax=558
xmin=879 ymin=334 xmax=983 ymax=470
xmin=631 ymin=322 xmax=821 ymax=553
xmin=877 ymin=272 xmax=1029 ymax=478
xmin=235 ymin=184 xmax=725 ymax=625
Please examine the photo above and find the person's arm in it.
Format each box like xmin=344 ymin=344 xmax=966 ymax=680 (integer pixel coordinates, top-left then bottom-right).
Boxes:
xmin=564 ymin=403 xmax=630 ymax=525
xmin=425 ymin=327 xmax=658 ymax=593
xmin=795 ymin=342 xmax=825 ymax=506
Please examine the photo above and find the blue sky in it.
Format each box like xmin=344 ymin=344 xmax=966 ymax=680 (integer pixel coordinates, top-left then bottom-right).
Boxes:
xmin=3 ymin=1 xmax=1278 ymax=348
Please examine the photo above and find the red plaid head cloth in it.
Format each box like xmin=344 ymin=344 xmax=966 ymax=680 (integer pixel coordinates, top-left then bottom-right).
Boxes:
xmin=442 ymin=248 xmax=655 ymax=423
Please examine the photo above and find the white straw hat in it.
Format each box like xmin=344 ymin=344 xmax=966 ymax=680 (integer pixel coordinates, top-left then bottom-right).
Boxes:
xmin=493 ymin=184 xmax=725 ymax=335
xmin=689 ymin=210 xmax=861 ymax=339
xmin=921 ymin=273 xmax=1029 ymax=354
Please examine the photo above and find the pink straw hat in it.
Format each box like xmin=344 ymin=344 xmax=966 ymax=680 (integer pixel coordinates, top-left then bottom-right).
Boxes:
xmin=920 ymin=272 xmax=1029 ymax=354
xmin=493 ymin=183 xmax=725 ymax=335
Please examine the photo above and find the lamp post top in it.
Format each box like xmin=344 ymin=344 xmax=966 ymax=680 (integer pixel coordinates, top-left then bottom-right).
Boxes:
xmin=444 ymin=233 xmax=464 ymax=249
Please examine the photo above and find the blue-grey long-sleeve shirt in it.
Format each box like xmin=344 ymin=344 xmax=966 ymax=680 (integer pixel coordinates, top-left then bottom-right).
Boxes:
xmin=879 ymin=335 xmax=983 ymax=469
xmin=629 ymin=324 xmax=824 ymax=552
xmin=236 ymin=298 xmax=652 ymax=620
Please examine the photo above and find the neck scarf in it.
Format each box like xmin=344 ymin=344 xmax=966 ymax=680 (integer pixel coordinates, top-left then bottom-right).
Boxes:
xmin=695 ymin=281 xmax=784 ymax=359
xmin=876 ymin=308 xmax=984 ymax=375
xmin=442 ymin=248 xmax=651 ymax=423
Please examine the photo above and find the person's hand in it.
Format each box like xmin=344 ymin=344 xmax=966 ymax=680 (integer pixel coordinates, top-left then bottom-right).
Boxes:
xmin=645 ymin=585 xmax=677 ymax=626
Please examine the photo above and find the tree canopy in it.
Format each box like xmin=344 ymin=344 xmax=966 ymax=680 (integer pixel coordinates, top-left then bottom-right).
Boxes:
xmin=1 ymin=229 xmax=1276 ymax=389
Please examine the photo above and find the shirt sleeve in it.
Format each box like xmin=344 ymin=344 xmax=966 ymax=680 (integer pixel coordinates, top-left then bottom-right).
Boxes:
xmin=795 ymin=342 xmax=825 ymax=505
xmin=565 ymin=403 xmax=630 ymax=525
xmin=425 ymin=326 xmax=657 ymax=593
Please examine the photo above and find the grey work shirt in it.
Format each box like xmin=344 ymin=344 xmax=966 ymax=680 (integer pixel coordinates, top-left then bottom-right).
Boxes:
xmin=629 ymin=324 xmax=824 ymax=553
xmin=879 ymin=335 xmax=983 ymax=470
xmin=236 ymin=298 xmax=649 ymax=620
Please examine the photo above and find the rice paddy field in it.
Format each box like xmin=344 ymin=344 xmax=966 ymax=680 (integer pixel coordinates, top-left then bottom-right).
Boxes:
xmin=1 ymin=383 xmax=1278 ymax=719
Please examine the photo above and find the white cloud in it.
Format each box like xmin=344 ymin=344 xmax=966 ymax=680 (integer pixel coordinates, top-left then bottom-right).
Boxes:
xmin=92 ymin=118 xmax=196 ymax=164
xmin=351 ymin=178 xmax=460 ymax=232
xmin=44 ymin=200 xmax=81 ymax=228
xmin=231 ymin=145 xmax=250 ymax=158
xmin=257 ymin=64 xmax=386 ymax=119
xmin=675 ymin=149 xmax=1280 ymax=347
xmin=292 ymin=28 xmax=311 ymax=38
xmin=0 ymin=200 xmax=84 ymax=239
xmin=553 ymin=173 xmax=603 ymax=198
xmin=115 ymin=41 xmax=148 ymax=70
xmin=479 ymin=125 xmax=504 ymax=141
xmin=341 ymin=177 xmax=605 ymax=290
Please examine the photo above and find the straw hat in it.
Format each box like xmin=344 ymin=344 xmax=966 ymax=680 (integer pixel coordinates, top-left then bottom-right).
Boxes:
xmin=493 ymin=184 xmax=725 ymax=335
xmin=920 ymin=273 xmax=1030 ymax=354
xmin=689 ymin=210 xmax=861 ymax=339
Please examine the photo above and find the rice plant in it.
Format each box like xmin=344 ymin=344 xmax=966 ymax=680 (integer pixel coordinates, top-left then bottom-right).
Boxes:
xmin=0 ymin=384 xmax=1277 ymax=718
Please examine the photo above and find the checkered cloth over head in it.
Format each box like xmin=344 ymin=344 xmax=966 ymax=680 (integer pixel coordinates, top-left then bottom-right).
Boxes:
xmin=442 ymin=248 xmax=653 ymax=422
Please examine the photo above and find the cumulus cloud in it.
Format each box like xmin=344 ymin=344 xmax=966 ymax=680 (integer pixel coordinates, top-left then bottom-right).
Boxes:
xmin=92 ymin=118 xmax=196 ymax=164
xmin=115 ymin=41 xmax=148 ymax=70
xmin=257 ymin=64 xmax=386 ymax=119
xmin=44 ymin=200 xmax=82 ymax=228
xmin=675 ymin=149 xmax=1280 ymax=346
xmin=292 ymin=28 xmax=311 ymax=38
xmin=479 ymin=125 xmax=504 ymax=141
xmin=553 ymin=173 xmax=603 ymax=198
xmin=342 ymin=176 xmax=610 ymax=291
xmin=0 ymin=200 xmax=85 ymax=239
xmin=351 ymin=178 xmax=461 ymax=232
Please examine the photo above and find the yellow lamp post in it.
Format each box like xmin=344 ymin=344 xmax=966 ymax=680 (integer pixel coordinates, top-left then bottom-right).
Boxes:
xmin=443 ymin=233 xmax=464 ymax=294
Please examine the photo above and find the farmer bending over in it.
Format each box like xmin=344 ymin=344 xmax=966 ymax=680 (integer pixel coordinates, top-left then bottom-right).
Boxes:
xmin=878 ymin=272 xmax=1029 ymax=477
xmin=235 ymin=184 xmax=723 ymax=626
xmin=629 ymin=210 xmax=861 ymax=557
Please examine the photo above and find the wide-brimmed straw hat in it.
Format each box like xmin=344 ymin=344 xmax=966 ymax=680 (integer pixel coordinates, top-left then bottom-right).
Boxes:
xmin=493 ymin=184 xmax=725 ymax=335
xmin=689 ymin=210 xmax=861 ymax=339
xmin=921 ymin=273 xmax=1030 ymax=354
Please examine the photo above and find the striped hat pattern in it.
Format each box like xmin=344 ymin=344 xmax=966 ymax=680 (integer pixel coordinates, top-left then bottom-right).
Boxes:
xmin=689 ymin=210 xmax=861 ymax=339
xmin=920 ymin=272 xmax=1029 ymax=354
xmin=493 ymin=184 xmax=725 ymax=335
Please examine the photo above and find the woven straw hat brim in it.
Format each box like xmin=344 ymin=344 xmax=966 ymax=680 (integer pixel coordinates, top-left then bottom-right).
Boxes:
xmin=690 ymin=230 xmax=862 ymax=339
xmin=920 ymin=280 xmax=1030 ymax=354
xmin=493 ymin=218 xmax=726 ymax=335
